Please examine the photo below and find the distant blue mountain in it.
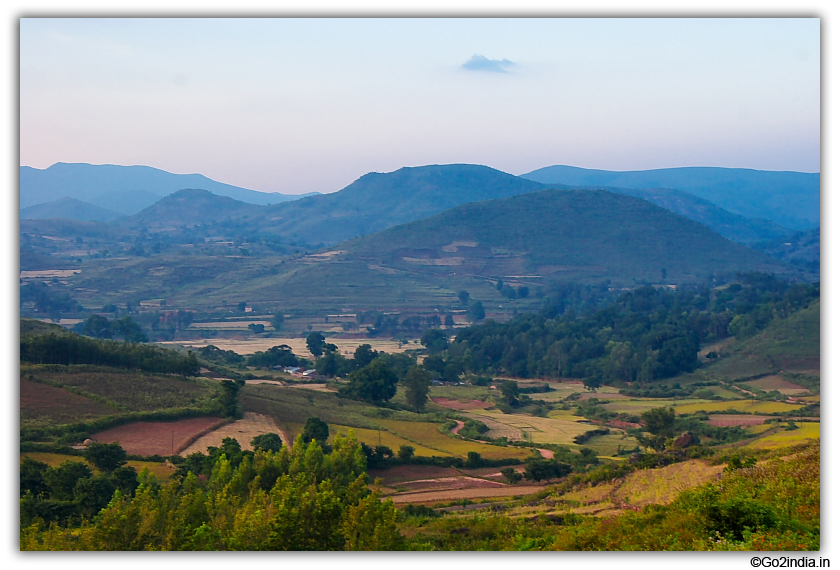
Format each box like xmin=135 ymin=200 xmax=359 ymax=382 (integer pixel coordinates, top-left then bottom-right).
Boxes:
xmin=521 ymin=165 xmax=819 ymax=231
xmin=20 ymin=162 xmax=317 ymax=214
xmin=20 ymin=197 xmax=123 ymax=223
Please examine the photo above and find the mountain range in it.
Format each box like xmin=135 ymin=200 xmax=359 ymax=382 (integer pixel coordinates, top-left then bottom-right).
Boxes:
xmin=20 ymin=162 xmax=318 ymax=213
xmin=521 ymin=165 xmax=820 ymax=231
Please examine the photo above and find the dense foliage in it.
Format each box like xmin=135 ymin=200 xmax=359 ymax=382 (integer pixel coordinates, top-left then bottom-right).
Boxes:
xmin=438 ymin=274 xmax=818 ymax=383
xmin=22 ymin=435 xmax=402 ymax=551
xmin=21 ymin=332 xmax=200 ymax=376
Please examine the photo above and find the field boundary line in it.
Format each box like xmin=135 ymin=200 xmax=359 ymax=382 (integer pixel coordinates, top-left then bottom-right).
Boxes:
xmin=175 ymin=417 xmax=233 ymax=454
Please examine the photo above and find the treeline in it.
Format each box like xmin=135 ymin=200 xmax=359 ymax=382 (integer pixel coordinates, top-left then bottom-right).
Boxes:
xmin=22 ymin=435 xmax=403 ymax=551
xmin=20 ymin=332 xmax=199 ymax=377
xmin=435 ymin=274 xmax=818 ymax=385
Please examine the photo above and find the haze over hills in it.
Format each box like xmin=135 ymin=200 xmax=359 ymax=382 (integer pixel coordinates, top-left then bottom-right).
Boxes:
xmin=334 ymin=188 xmax=789 ymax=285
xmin=20 ymin=197 xmax=123 ymax=223
xmin=249 ymin=164 xmax=549 ymax=244
xmin=19 ymin=162 xmax=317 ymax=214
xmin=59 ymin=188 xmax=793 ymax=316
xmin=593 ymin=186 xmax=793 ymax=245
xmin=121 ymin=189 xmax=264 ymax=231
xmin=521 ymin=165 xmax=820 ymax=231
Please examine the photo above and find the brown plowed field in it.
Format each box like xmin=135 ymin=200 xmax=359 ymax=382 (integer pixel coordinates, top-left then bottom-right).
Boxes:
xmin=180 ymin=412 xmax=288 ymax=455
xmin=707 ymin=414 xmax=774 ymax=427
xmin=91 ymin=416 xmax=226 ymax=456
xmin=21 ymin=379 xmax=117 ymax=423
xmin=388 ymin=485 xmax=546 ymax=505
xmin=431 ymin=398 xmax=493 ymax=410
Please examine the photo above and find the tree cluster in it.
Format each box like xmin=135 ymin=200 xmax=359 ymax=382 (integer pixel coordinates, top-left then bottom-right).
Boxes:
xmin=22 ymin=435 xmax=403 ymax=551
xmin=21 ymin=332 xmax=200 ymax=377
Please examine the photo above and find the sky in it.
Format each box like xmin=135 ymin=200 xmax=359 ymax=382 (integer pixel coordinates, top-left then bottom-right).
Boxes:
xmin=19 ymin=17 xmax=820 ymax=196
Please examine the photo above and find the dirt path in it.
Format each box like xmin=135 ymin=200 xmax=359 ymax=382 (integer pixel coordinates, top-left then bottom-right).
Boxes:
xmin=180 ymin=412 xmax=290 ymax=455
xmin=538 ymin=448 xmax=555 ymax=459
xmin=451 ymin=420 xmax=465 ymax=435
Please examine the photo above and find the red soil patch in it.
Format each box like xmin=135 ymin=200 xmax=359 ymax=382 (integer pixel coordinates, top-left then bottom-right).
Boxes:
xmin=431 ymin=397 xmax=493 ymax=410
xmin=20 ymin=379 xmax=116 ymax=421
xmin=91 ymin=416 xmax=227 ymax=456
xmin=399 ymin=476 xmax=507 ymax=492
xmin=707 ymin=415 xmax=774 ymax=427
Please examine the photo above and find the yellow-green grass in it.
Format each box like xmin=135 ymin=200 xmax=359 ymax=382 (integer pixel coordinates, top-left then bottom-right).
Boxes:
xmin=673 ymin=400 xmax=805 ymax=415
xmin=798 ymin=395 xmax=820 ymax=403
xmin=21 ymin=452 xmax=175 ymax=480
xmin=746 ymin=423 xmax=777 ymax=435
xmin=747 ymin=422 xmax=820 ymax=449
xmin=465 ymin=409 xmax=593 ymax=445
xmin=703 ymin=386 xmax=746 ymax=400
xmin=330 ymin=424 xmax=441 ymax=457
xmin=601 ymin=398 xmax=694 ymax=413
xmin=375 ymin=419 xmax=534 ymax=460
xmin=560 ymin=482 xmax=617 ymax=505
xmin=615 ymin=460 xmax=725 ymax=507
xmin=581 ymin=433 xmax=636 ymax=456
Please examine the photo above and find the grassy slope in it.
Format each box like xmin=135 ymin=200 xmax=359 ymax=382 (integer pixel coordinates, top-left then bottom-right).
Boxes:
xmin=342 ymin=188 xmax=788 ymax=283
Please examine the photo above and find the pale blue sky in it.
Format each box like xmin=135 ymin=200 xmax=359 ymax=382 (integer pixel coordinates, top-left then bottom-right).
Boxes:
xmin=19 ymin=18 xmax=820 ymax=195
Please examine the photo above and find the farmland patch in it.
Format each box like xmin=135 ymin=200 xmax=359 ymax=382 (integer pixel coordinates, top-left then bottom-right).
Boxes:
xmin=747 ymin=422 xmax=820 ymax=449
xmin=180 ymin=412 xmax=287 ymax=455
xmin=91 ymin=416 xmax=227 ymax=456
xmin=706 ymin=414 xmax=775 ymax=428
xmin=430 ymin=397 xmax=493 ymax=410
xmin=742 ymin=375 xmax=810 ymax=395
xmin=21 ymin=378 xmax=118 ymax=425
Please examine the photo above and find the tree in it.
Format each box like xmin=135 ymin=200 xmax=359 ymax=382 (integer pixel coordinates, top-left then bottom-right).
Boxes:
xmin=251 ymin=433 xmax=283 ymax=453
xmin=339 ymin=359 xmax=399 ymax=404
xmin=84 ymin=442 xmax=127 ymax=473
xmin=500 ymin=467 xmax=522 ymax=484
xmin=457 ymin=290 xmax=470 ymax=304
xmin=112 ymin=316 xmax=147 ymax=343
xmin=420 ymin=329 xmax=448 ymax=353
xmin=640 ymin=406 xmax=676 ymax=437
xmin=467 ymin=301 xmax=485 ymax=322
xmin=306 ymin=332 xmax=326 ymax=357
xmin=402 ymin=366 xmax=431 ymax=413
xmin=353 ymin=344 xmax=378 ymax=369
xmin=248 ymin=323 xmax=265 ymax=334
xmin=397 ymin=445 xmax=415 ymax=463
xmin=498 ymin=379 xmax=520 ymax=405
xmin=219 ymin=379 xmax=242 ymax=418
xmin=523 ymin=458 xmax=571 ymax=482
xmin=302 ymin=417 xmax=330 ymax=445
xmin=444 ymin=314 xmax=455 ymax=329
xmin=270 ymin=312 xmax=285 ymax=331
xmin=81 ymin=315 xmax=113 ymax=339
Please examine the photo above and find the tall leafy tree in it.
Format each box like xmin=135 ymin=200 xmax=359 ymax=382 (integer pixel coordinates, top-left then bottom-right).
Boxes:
xmin=338 ymin=359 xmax=398 ymax=404
xmin=402 ymin=366 xmax=431 ymax=413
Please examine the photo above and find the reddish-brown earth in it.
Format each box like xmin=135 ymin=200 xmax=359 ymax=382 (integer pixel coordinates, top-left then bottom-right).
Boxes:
xmin=91 ymin=416 xmax=227 ymax=456
xmin=431 ymin=397 xmax=493 ymax=410
xmin=706 ymin=415 xmax=774 ymax=427
xmin=20 ymin=379 xmax=117 ymax=422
